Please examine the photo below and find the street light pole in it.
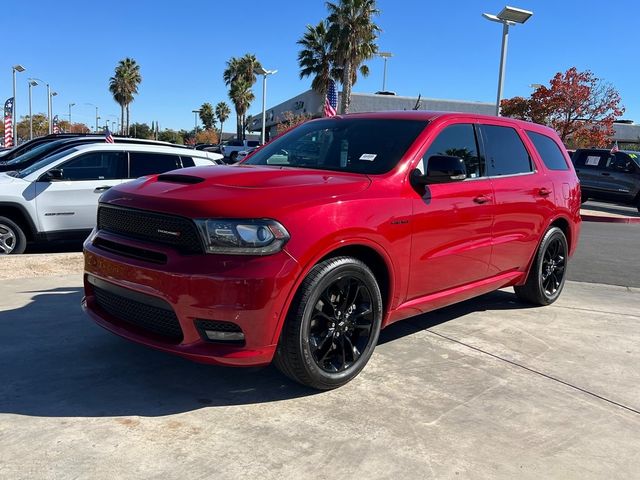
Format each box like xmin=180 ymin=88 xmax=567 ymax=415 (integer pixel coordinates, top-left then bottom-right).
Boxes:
xmin=254 ymin=67 xmax=277 ymax=145
xmin=192 ymin=110 xmax=200 ymax=138
xmin=482 ymin=6 xmax=533 ymax=116
xmin=68 ymin=103 xmax=76 ymax=131
xmin=46 ymin=84 xmax=52 ymax=134
xmin=12 ymin=65 xmax=26 ymax=145
xmin=378 ymin=52 xmax=393 ymax=91
xmin=28 ymin=79 xmax=38 ymax=140
xmin=49 ymin=91 xmax=57 ymax=134
xmin=95 ymin=107 xmax=99 ymax=133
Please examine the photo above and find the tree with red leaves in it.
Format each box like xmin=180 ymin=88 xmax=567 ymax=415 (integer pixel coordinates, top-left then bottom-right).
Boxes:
xmin=501 ymin=67 xmax=624 ymax=147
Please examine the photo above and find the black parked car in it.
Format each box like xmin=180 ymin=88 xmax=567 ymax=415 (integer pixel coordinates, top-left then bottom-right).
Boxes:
xmin=0 ymin=136 xmax=190 ymax=173
xmin=572 ymin=148 xmax=640 ymax=211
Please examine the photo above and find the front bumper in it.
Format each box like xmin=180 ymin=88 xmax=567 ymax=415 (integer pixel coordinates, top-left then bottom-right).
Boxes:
xmin=82 ymin=230 xmax=301 ymax=367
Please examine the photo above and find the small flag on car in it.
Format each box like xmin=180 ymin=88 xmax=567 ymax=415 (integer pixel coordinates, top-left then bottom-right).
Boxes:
xmin=105 ymin=127 xmax=114 ymax=143
xmin=610 ymin=141 xmax=619 ymax=154
xmin=324 ymin=79 xmax=337 ymax=118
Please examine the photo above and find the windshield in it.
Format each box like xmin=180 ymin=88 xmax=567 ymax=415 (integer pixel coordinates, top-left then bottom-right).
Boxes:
xmin=244 ymin=118 xmax=428 ymax=174
xmin=16 ymin=148 xmax=79 ymax=178
xmin=5 ymin=139 xmax=71 ymax=166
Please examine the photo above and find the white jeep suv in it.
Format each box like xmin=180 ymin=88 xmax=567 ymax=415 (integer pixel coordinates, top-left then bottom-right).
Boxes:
xmin=0 ymin=143 xmax=222 ymax=254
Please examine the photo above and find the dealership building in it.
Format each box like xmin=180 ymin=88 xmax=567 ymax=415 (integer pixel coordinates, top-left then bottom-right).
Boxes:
xmin=249 ymin=89 xmax=640 ymax=145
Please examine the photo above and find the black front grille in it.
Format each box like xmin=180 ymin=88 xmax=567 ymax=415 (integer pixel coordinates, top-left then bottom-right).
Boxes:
xmin=97 ymin=205 xmax=203 ymax=254
xmin=89 ymin=276 xmax=183 ymax=343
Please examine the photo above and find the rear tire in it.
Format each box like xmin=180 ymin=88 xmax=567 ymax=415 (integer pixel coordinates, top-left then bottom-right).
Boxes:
xmin=274 ymin=256 xmax=383 ymax=390
xmin=515 ymin=226 xmax=568 ymax=306
xmin=0 ymin=216 xmax=27 ymax=255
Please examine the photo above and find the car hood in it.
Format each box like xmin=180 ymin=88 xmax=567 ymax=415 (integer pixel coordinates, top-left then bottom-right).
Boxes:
xmin=100 ymin=165 xmax=372 ymax=218
xmin=0 ymin=172 xmax=21 ymax=185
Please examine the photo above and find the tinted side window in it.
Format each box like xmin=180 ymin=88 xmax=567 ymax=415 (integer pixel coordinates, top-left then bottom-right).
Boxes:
xmin=58 ymin=151 xmax=127 ymax=181
xmin=482 ymin=125 xmax=532 ymax=176
xmin=423 ymin=124 xmax=483 ymax=178
xmin=180 ymin=156 xmax=195 ymax=168
xmin=575 ymin=152 xmax=608 ymax=169
xmin=607 ymin=153 xmax=635 ymax=172
xmin=129 ymin=152 xmax=180 ymax=178
xmin=526 ymin=131 xmax=569 ymax=171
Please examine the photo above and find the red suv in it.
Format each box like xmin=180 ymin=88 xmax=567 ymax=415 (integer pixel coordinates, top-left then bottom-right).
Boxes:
xmin=83 ymin=112 xmax=581 ymax=389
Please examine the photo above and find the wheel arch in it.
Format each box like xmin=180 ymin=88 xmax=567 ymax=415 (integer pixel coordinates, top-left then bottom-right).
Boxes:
xmin=0 ymin=203 xmax=37 ymax=241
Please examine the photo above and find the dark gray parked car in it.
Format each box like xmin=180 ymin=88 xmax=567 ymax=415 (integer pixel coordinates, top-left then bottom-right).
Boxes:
xmin=573 ymin=148 xmax=640 ymax=212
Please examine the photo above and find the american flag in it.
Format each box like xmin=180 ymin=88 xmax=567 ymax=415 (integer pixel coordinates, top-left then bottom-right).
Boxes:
xmin=53 ymin=115 xmax=60 ymax=134
xmin=610 ymin=141 xmax=619 ymax=154
xmin=105 ymin=127 xmax=114 ymax=143
xmin=324 ymin=79 xmax=337 ymax=117
xmin=4 ymin=97 xmax=14 ymax=148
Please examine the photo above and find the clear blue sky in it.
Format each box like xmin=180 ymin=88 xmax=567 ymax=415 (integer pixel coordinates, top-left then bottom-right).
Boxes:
xmin=4 ymin=0 xmax=639 ymax=132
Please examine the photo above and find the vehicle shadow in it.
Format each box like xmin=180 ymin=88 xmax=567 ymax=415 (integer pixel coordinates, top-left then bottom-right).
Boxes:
xmin=0 ymin=286 xmax=531 ymax=418
xmin=582 ymin=201 xmax=640 ymax=217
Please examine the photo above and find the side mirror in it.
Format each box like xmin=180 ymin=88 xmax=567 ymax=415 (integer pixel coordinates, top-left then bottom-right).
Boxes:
xmin=40 ymin=168 xmax=63 ymax=182
xmin=411 ymin=155 xmax=467 ymax=186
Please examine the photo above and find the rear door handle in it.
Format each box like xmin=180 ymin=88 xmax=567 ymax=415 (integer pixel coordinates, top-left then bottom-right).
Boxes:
xmin=538 ymin=187 xmax=552 ymax=197
xmin=94 ymin=186 xmax=111 ymax=193
xmin=601 ymin=172 xmax=611 ymax=176
xmin=473 ymin=195 xmax=491 ymax=204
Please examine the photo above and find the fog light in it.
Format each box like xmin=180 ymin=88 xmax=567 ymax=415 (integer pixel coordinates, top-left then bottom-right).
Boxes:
xmin=204 ymin=330 xmax=245 ymax=342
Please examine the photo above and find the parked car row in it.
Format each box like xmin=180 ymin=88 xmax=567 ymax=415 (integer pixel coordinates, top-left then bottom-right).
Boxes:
xmin=81 ymin=111 xmax=581 ymax=390
xmin=0 ymin=137 xmax=222 ymax=254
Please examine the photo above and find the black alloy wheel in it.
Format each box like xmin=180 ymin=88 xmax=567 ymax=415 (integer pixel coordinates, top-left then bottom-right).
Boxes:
xmin=515 ymin=226 xmax=568 ymax=306
xmin=274 ymin=256 xmax=383 ymax=390
xmin=308 ymin=276 xmax=374 ymax=373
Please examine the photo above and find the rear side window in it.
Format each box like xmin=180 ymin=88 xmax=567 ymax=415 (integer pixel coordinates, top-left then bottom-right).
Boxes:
xmin=58 ymin=151 xmax=127 ymax=181
xmin=526 ymin=131 xmax=569 ymax=171
xmin=180 ymin=156 xmax=195 ymax=168
xmin=423 ymin=124 xmax=483 ymax=178
xmin=481 ymin=125 xmax=532 ymax=176
xmin=129 ymin=152 xmax=180 ymax=178
xmin=574 ymin=151 xmax=608 ymax=169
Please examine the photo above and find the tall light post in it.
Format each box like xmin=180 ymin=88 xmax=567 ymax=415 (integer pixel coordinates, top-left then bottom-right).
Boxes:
xmin=482 ymin=6 xmax=533 ymax=116
xmin=27 ymin=79 xmax=38 ymax=140
xmin=48 ymin=91 xmax=58 ymax=134
xmin=254 ymin=67 xmax=277 ymax=145
xmin=192 ymin=109 xmax=200 ymax=137
xmin=68 ymin=103 xmax=76 ymax=131
xmin=11 ymin=65 xmax=26 ymax=145
xmin=378 ymin=52 xmax=393 ymax=91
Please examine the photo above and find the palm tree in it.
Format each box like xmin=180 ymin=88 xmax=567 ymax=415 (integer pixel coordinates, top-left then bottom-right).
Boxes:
xmin=108 ymin=58 xmax=142 ymax=135
xmin=223 ymin=54 xmax=262 ymax=139
xmin=199 ymin=102 xmax=215 ymax=130
xmin=215 ymin=101 xmax=231 ymax=143
xmin=327 ymin=0 xmax=380 ymax=114
xmin=229 ymin=79 xmax=254 ymax=141
xmin=297 ymin=20 xmax=336 ymax=97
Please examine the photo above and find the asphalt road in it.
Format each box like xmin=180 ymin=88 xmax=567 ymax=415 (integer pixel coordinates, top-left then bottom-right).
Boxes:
xmin=569 ymin=221 xmax=640 ymax=288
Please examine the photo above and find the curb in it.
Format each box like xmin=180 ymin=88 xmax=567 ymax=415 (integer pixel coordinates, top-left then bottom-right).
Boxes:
xmin=580 ymin=214 xmax=640 ymax=224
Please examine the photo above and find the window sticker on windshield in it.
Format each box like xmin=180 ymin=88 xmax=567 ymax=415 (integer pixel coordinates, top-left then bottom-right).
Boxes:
xmin=585 ymin=156 xmax=600 ymax=166
xmin=359 ymin=153 xmax=377 ymax=161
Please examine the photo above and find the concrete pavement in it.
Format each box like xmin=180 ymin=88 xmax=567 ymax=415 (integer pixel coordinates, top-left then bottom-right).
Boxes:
xmin=0 ymin=274 xmax=638 ymax=479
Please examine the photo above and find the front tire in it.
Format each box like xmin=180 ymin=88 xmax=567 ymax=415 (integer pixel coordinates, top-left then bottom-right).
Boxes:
xmin=274 ymin=256 xmax=383 ymax=390
xmin=0 ymin=216 xmax=27 ymax=255
xmin=515 ymin=226 xmax=568 ymax=306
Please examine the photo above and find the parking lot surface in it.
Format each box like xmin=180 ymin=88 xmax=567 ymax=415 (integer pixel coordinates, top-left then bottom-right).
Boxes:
xmin=1 ymin=274 xmax=638 ymax=479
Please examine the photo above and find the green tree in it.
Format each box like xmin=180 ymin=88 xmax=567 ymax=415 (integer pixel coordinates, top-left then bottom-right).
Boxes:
xmin=215 ymin=101 xmax=231 ymax=143
xmin=158 ymin=129 xmax=184 ymax=144
xmin=199 ymin=102 xmax=216 ymax=130
xmin=129 ymin=122 xmax=153 ymax=139
xmin=327 ymin=0 xmax=380 ymax=114
xmin=223 ymin=53 xmax=262 ymax=139
xmin=109 ymin=57 xmax=142 ymax=135
xmin=16 ymin=114 xmax=49 ymax=140
xmin=297 ymin=20 xmax=337 ymax=96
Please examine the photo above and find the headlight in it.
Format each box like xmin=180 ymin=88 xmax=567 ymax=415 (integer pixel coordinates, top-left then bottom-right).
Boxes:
xmin=195 ymin=219 xmax=290 ymax=255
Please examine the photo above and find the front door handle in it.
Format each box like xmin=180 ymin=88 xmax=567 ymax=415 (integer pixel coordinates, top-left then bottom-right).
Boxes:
xmin=473 ymin=195 xmax=491 ymax=204
xmin=94 ymin=186 xmax=111 ymax=193
xmin=538 ymin=187 xmax=552 ymax=197
xmin=601 ymin=172 xmax=611 ymax=176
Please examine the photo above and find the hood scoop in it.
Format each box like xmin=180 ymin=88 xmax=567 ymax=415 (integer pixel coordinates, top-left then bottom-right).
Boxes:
xmin=157 ymin=174 xmax=205 ymax=184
